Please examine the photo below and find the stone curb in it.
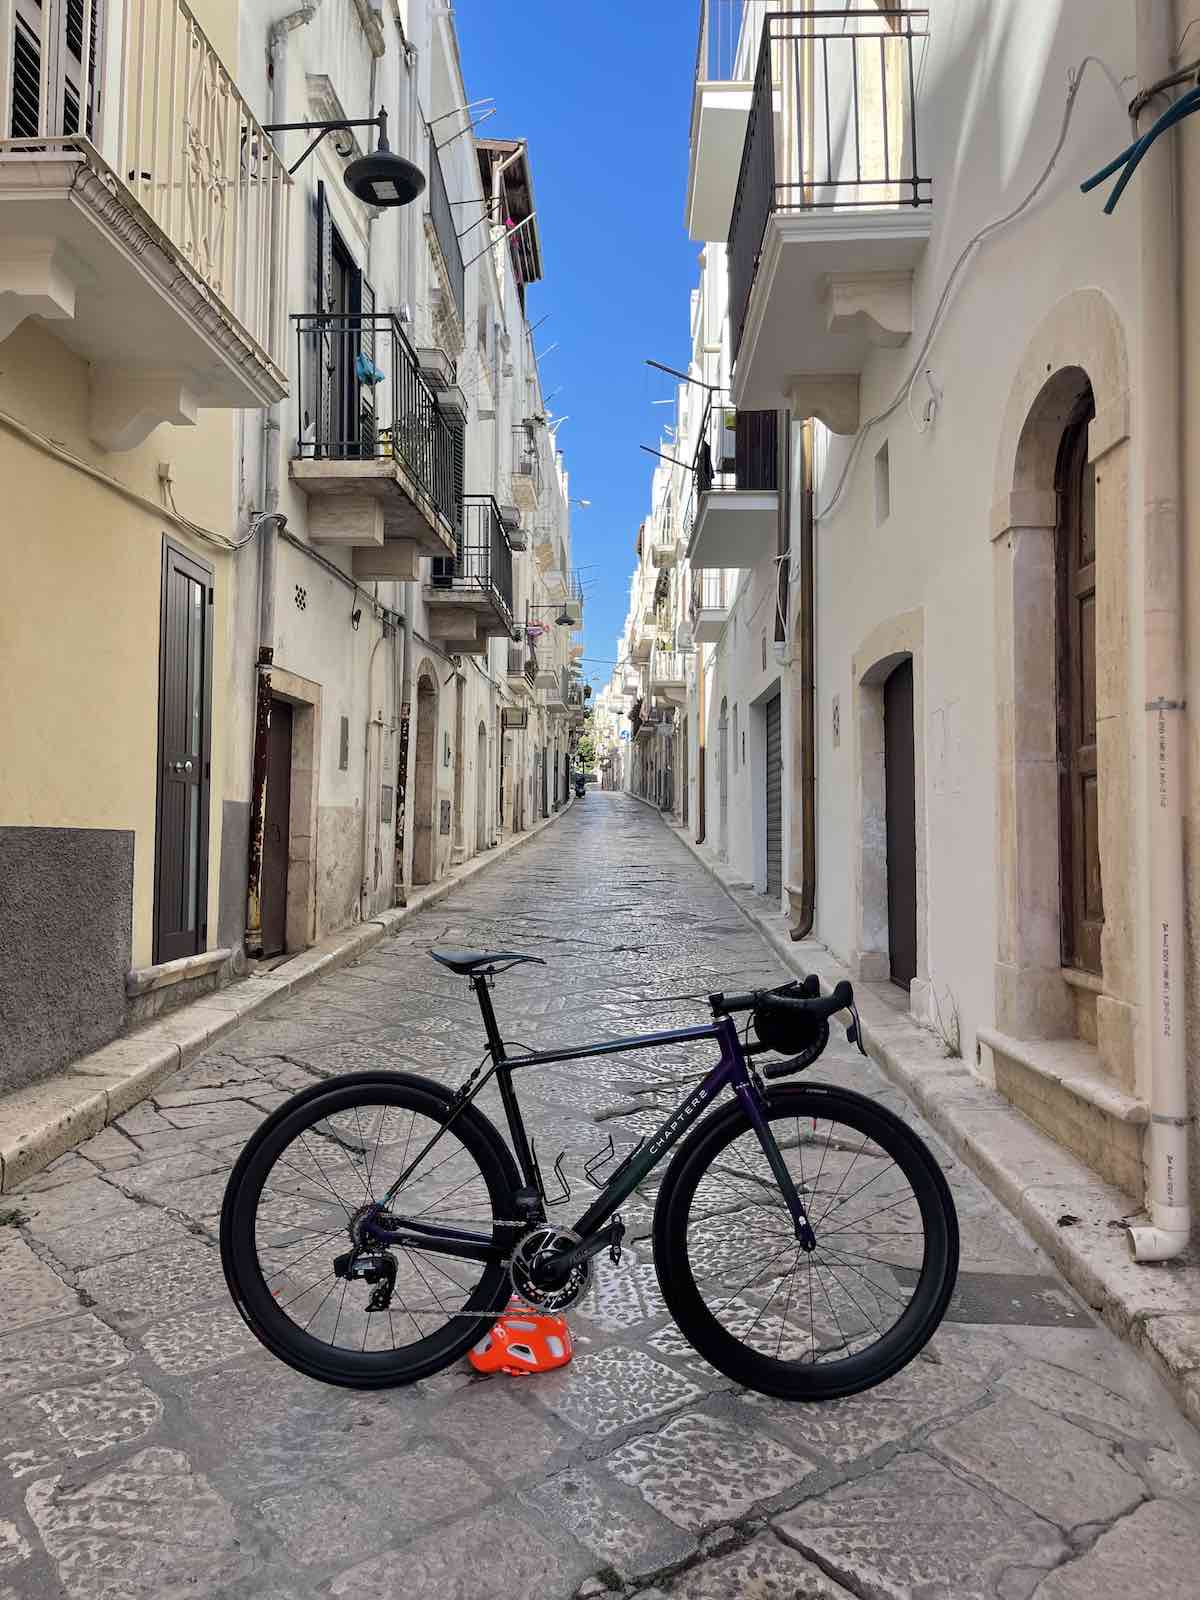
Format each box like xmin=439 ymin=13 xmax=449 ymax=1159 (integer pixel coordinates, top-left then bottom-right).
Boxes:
xmin=0 ymin=799 xmax=575 ymax=1193
xmin=656 ymin=807 xmax=1200 ymax=1429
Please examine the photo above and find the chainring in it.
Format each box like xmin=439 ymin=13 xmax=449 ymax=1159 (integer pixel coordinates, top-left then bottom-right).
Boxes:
xmin=509 ymin=1226 xmax=590 ymax=1311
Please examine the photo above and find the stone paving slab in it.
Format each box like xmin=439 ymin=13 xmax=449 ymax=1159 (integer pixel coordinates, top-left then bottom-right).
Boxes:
xmin=3 ymin=793 xmax=1200 ymax=1599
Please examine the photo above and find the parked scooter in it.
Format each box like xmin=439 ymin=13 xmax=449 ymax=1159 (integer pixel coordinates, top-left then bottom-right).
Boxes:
xmin=574 ymin=775 xmax=586 ymax=798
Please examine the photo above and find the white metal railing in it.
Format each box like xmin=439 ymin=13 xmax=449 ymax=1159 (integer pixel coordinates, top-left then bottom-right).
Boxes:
xmin=651 ymin=647 xmax=687 ymax=683
xmin=692 ymin=568 xmax=730 ymax=613
xmin=2 ymin=0 xmax=289 ymax=370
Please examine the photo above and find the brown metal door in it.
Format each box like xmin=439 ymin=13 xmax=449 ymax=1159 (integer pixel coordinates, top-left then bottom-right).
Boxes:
xmin=154 ymin=542 xmax=213 ymax=964
xmin=764 ymin=694 xmax=783 ymax=900
xmin=262 ymin=701 xmax=293 ymax=958
xmin=884 ymin=658 xmax=917 ymax=989
xmin=1057 ymin=402 xmax=1102 ymax=973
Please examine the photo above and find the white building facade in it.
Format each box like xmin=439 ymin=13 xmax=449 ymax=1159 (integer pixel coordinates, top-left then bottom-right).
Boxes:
xmin=619 ymin=0 xmax=1200 ymax=1238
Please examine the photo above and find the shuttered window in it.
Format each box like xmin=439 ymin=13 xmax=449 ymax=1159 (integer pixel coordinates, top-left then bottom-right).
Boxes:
xmin=9 ymin=0 xmax=102 ymax=140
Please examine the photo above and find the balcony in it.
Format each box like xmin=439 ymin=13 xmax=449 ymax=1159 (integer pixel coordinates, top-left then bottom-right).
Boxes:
xmin=651 ymin=513 xmax=680 ymax=569
xmin=425 ymin=132 xmax=464 ymax=333
xmin=534 ymin=650 xmax=560 ymax=694
xmin=426 ymin=495 xmax=516 ymax=653
xmin=685 ymin=1 xmax=764 ymax=242
xmin=507 ymin=642 xmax=537 ymax=694
xmin=691 ymin=568 xmax=733 ymax=644
xmin=291 ymin=313 xmax=458 ymax=576
xmin=545 ymin=666 xmax=570 ymax=713
xmin=0 ymin=0 xmax=289 ymax=451
xmin=687 ymin=388 xmax=779 ymax=569
xmin=650 ymin=647 xmax=688 ymax=705
xmin=510 ymin=423 xmax=543 ymax=514
xmin=729 ymin=8 xmax=932 ymax=426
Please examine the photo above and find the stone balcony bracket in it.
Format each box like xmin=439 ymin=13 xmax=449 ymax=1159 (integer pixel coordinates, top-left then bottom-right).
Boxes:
xmin=787 ymin=373 xmax=861 ymax=437
xmin=824 ymin=270 xmax=915 ymax=349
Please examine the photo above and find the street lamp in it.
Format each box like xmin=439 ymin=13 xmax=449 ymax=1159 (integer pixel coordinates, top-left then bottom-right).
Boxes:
xmin=263 ymin=107 xmax=425 ymax=207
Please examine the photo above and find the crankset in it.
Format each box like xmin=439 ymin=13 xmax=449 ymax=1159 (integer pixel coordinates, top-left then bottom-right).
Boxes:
xmin=333 ymin=1249 xmax=397 ymax=1312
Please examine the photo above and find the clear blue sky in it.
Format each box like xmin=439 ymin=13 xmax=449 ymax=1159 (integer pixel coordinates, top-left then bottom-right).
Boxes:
xmin=452 ymin=0 xmax=700 ymax=691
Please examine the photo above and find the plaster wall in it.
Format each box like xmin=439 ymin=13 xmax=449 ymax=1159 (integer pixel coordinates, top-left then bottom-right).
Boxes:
xmin=810 ymin=0 xmax=1141 ymax=1070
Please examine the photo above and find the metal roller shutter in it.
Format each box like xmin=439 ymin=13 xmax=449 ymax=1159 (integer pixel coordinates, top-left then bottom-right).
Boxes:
xmin=765 ymin=695 xmax=783 ymax=901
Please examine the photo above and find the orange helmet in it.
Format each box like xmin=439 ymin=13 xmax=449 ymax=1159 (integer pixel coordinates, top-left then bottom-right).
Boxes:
xmin=468 ymin=1301 xmax=574 ymax=1376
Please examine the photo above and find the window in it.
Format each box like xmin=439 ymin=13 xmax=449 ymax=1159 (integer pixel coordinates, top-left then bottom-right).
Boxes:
xmin=732 ymin=705 xmax=739 ymax=772
xmin=10 ymin=0 xmax=102 ymax=140
xmin=874 ymin=439 xmax=891 ymax=525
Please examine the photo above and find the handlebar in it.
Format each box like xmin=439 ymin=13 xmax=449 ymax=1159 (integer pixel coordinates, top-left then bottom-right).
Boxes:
xmin=710 ymin=979 xmax=852 ymax=1020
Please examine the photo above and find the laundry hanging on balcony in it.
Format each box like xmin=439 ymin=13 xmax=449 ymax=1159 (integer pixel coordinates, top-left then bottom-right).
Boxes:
xmin=355 ymin=352 xmax=386 ymax=386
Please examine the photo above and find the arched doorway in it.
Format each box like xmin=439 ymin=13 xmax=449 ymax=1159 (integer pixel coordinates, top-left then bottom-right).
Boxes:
xmin=412 ymin=670 xmax=438 ymax=886
xmin=476 ymin=721 xmax=489 ymax=852
xmin=883 ymin=658 xmax=916 ymax=989
xmin=1055 ymin=390 xmax=1102 ymax=974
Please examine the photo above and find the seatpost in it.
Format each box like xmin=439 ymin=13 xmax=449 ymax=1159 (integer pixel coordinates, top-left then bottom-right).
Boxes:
xmin=472 ymin=971 xmax=506 ymax=1060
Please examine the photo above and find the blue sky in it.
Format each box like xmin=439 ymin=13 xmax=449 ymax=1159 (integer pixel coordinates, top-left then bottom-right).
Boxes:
xmin=452 ymin=0 xmax=700 ymax=691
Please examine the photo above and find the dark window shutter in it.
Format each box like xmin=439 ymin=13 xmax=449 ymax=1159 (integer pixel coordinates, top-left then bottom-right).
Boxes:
xmin=315 ymin=180 xmax=334 ymax=452
xmin=451 ymin=419 xmax=465 ymax=537
xmin=11 ymin=19 xmax=41 ymax=138
xmin=357 ymin=276 xmax=376 ymax=455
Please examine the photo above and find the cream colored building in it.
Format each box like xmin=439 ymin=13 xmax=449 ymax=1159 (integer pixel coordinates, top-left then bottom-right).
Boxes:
xmin=0 ymin=0 xmax=582 ymax=1093
xmin=621 ymin=0 xmax=1200 ymax=1250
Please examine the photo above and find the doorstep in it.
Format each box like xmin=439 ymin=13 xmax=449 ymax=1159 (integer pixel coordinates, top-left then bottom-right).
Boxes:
xmin=0 ymin=798 xmax=573 ymax=1193
xmin=661 ymin=812 xmax=1200 ymax=1429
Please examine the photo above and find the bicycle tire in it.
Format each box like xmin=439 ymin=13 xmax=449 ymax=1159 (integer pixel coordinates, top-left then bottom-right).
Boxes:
xmin=653 ymin=1083 xmax=958 ymax=1400
xmin=220 ymin=1071 xmax=519 ymax=1389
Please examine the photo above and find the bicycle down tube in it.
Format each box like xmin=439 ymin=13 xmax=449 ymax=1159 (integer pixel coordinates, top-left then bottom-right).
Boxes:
xmin=363 ymin=979 xmax=816 ymax=1263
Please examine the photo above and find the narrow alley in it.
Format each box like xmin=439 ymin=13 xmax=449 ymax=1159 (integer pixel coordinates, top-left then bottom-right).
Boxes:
xmin=3 ymin=793 xmax=1198 ymax=1600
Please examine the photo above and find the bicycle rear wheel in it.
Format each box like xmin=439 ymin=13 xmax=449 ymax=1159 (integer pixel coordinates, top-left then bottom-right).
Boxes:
xmin=220 ymin=1072 xmax=518 ymax=1389
xmin=653 ymin=1083 xmax=958 ymax=1400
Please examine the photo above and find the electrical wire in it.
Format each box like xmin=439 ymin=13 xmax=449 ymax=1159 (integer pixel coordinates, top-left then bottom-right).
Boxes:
xmin=814 ymin=54 xmax=1131 ymax=522
xmin=0 ymin=403 xmax=260 ymax=553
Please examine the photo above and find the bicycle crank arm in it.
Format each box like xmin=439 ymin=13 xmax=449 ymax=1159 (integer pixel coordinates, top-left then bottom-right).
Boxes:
xmin=538 ymin=1217 xmax=625 ymax=1281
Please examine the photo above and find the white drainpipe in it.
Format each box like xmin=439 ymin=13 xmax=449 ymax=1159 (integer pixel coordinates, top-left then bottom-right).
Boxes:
xmin=1127 ymin=0 xmax=1191 ymax=1263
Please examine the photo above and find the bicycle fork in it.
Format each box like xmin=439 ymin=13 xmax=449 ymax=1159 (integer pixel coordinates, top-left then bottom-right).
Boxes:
xmin=734 ymin=1078 xmax=818 ymax=1252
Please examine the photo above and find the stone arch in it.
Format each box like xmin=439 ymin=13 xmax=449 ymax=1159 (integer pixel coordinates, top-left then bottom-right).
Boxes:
xmin=851 ymin=610 xmax=929 ymax=1019
xmin=411 ymin=661 xmax=439 ymax=887
xmin=990 ymin=289 xmax=1135 ymax=1079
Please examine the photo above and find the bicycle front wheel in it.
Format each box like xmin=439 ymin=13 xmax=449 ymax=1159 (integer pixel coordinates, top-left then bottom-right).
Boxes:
xmin=220 ymin=1072 xmax=518 ymax=1389
xmin=653 ymin=1084 xmax=958 ymax=1400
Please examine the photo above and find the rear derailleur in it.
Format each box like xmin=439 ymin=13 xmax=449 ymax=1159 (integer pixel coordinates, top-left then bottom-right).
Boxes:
xmin=333 ymin=1248 xmax=397 ymax=1312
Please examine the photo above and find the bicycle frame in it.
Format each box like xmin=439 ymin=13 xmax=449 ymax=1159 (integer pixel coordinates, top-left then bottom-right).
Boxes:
xmin=362 ymin=971 xmax=816 ymax=1264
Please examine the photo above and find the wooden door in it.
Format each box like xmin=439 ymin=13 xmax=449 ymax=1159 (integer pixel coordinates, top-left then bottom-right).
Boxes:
xmin=261 ymin=701 xmax=293 ymax=958
xmin=154 ymin=542 xmax=213 ymax=963
xmin=884 ymin=658 xmax=917 ymax=989
xmin=1056 ymin=402 xmax=1103 ymax=973
xmin=765 ymin=694 xmax=783 ymax=900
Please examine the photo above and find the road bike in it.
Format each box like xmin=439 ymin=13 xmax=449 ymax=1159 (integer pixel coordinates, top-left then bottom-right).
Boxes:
xmin=220 ymin=951 xmax=959 ymax=1400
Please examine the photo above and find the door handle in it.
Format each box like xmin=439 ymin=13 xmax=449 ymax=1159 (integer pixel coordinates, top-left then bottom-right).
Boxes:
xmin=168 ymin=760 xmax=195 ymax=774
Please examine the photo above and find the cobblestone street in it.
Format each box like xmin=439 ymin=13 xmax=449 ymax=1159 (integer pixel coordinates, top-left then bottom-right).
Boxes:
xmin=3 ymin=792 xmax=1200 ymax=1599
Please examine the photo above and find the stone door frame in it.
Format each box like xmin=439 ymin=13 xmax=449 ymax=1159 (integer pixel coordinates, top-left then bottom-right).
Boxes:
xmin=990 ymin=288 xmax=1135 ymax=1084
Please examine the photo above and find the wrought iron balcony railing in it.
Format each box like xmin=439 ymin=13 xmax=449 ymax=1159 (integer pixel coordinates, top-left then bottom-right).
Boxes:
xmin=693 ymin=388 xmax=778 ymax=498
xmin=729 ymin=7 xmax=931 ymax=358
xmin=427 ymin=131 xmax=465 ymax=324
xmin=431 ymin=495 xmax=515 ymax=626
xmin=511 ymin=425 xmax=543 ymax=492
xmin=293 ymin=312 xmax=459 ymax=530
xmin=3 ymin=0 xmax=290 ymax=370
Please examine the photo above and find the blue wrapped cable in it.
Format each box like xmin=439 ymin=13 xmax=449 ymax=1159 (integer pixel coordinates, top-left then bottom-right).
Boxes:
xmin=1081 ymin=84 xmax=1200 ymax=213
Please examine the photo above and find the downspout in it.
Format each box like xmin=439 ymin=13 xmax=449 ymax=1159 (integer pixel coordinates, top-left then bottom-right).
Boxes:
xmin=360 ymin=621 xmax=386 ymax=920
xmin=246 ymin=6 xmax=317 ymax=955
xmin=1128 ymin=0 xmax=1191 ymax=1262
xmin=696 ymin=641 xmax=707 ymax=842
xmin=789 ymin=417 xmax=816 ymax=940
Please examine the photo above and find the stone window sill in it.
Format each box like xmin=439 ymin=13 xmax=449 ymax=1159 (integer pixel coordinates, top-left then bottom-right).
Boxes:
xmin=978 ymin=1027 xmax=1148 ymax=1126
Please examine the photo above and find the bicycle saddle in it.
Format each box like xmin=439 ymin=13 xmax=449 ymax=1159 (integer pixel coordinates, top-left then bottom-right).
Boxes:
xmin=430 ymin=950 xmax=546 ymax=974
